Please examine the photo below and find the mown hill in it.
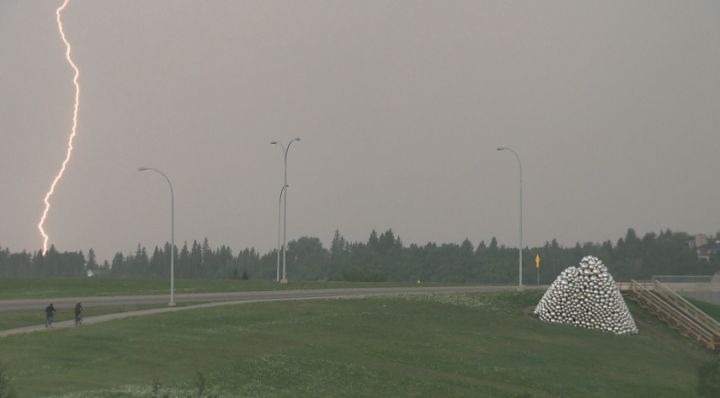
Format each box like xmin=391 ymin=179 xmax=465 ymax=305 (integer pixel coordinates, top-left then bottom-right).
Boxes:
xmin=0 ymin=291 xmax=715 ymax=397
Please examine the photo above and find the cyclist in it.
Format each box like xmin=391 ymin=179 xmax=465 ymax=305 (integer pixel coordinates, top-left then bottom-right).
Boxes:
xmin=74 ymin=302 xmax=84 ymax=326
xmin=45 ymin=303 xmax=56 ymax=328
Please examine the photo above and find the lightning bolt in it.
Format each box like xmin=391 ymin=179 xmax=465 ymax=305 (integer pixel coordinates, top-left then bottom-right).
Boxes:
xmin=38 ymin=0 xmax=80 ymax=254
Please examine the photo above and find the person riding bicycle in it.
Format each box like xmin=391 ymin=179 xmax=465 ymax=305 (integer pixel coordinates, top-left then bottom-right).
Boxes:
xmin=45 ymin=303 xmax=56 ymax=328
xmin=74 ymin=302 xmax=83 ymax=326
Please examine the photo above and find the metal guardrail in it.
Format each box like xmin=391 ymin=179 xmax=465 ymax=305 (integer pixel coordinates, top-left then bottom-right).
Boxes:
xmin=628 ymin=279 xmax=720 ymax=352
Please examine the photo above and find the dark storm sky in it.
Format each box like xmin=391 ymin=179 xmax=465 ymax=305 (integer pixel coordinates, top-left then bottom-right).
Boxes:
xmin=1 ymin=0 xmax=718 ymax=260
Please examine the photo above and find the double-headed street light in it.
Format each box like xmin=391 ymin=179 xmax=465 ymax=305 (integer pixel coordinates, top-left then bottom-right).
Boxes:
xmin=497 ymin=147 xmax=523 ymax=290
xmin=271 ymin=138 xmax=300 ymax=284
xmin=138 ymin=167 xmax=176 ymax=306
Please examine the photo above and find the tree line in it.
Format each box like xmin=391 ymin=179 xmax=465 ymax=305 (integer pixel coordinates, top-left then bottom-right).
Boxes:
xmin=1 ymin=228 xmax=718 ymax=283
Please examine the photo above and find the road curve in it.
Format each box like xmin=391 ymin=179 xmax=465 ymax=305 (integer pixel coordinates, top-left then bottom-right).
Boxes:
xmin=0 ymin=285 xmax=544 ymax=338
xmin=0 ymin=285 xmax=544 ymax=311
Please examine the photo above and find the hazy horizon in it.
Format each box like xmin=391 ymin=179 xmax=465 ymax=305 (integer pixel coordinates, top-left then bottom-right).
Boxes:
xmin=1 ymin=1 xmax=718 ymax=262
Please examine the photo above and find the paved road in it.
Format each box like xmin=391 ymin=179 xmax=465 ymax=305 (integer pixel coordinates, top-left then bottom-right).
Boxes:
xmin=0 ymin=285 xmax=544 ymax=338
xmin=0 ymin=285 xmax=543 ymax=311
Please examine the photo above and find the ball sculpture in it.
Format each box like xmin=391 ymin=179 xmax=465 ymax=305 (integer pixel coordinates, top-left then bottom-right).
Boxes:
xmin=534 ymin=256 xmax=638 ymax=335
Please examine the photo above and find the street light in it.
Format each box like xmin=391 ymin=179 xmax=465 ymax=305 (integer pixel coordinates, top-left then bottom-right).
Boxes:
xmin=276 ymin=184 xmax=288 ymax=282
xmin=138 ymin=167 xmax=176 ymax=306
xmin=497 ymin=147 xmax=523 ymax=290
xmin=271 ymin=138 xmax=300 ymax=284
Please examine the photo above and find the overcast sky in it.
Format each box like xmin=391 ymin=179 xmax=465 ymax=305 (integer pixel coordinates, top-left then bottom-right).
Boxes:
xmin=1 ymin=0 xmax=718 ymax=261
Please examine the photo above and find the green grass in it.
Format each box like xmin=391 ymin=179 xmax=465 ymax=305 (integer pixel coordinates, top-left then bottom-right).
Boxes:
xmin=0 ymin=277 xmax=444 ymax=300
xmin=688 ymin=299 xmax=720 ymax=323
xmin=0 ymin=303 xmax=199 ymax=331
xmin=0 ymin=291 xmax=713 ymax=397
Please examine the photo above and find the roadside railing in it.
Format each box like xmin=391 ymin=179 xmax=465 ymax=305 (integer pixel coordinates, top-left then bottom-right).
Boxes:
xmin=652 ymin=275 xmax=713 ymax=284
xmin=628 ymin=279 xmax=720 ymax=352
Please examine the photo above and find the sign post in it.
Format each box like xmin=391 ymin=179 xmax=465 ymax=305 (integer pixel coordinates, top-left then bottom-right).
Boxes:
xmin=535 ymin=254 xmax=540 ymax=285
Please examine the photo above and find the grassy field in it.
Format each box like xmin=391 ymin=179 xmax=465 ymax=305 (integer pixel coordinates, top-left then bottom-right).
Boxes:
xmin=0 ymin=303 xmax=202 ymax=331
xmin=0 ymin=291 xmax=713 ymax=397
xmin=689 ymin=299 xmax=720 ymax=323
xmin=0 ymin=278 xmax=445 ymax=300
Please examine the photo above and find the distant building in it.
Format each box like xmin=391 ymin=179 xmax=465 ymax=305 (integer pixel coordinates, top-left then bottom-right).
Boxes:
xmin=688 ymin=234 xmax=709 ymax=249
xmin=698 ymin=240 xmax=720 ymax=261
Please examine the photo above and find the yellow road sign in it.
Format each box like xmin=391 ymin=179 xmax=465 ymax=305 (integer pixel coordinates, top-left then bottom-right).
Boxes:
xmin=535 ymin=254 xmax=540 ymax=269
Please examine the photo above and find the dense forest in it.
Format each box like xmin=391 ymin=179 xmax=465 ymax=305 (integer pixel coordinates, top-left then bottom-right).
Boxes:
xmin=1 ymin=228 xmax=719 ymax=283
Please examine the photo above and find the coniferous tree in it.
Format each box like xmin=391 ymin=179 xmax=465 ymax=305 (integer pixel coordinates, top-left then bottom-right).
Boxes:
xmin=111 ymin=252 xmax=125 ymax=274
xmin=0 ymin=227 xmax=718 ymax=281
xmin=461 ymin=239 xmax=474 ymax=256
xmin=368 ymin=230 xmax=379 ymax=252
xmin=330 ymin=230 xmax=347 ymax=259
xmin=46 ymin=245 xmax=61 ymax=276
xmin=32 ymin=250 xmax=45 ymax=276
xmin=86 ymin=248 xmax=99 ymax=272
xmin=133 ymin=244 xmax=149 ymax=275
xmin=489 ymin=237 xmax=499 ymax=251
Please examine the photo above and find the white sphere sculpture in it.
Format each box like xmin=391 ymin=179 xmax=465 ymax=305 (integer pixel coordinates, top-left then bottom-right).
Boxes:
xmin=534 ymin=256 xmax=638 ymax=335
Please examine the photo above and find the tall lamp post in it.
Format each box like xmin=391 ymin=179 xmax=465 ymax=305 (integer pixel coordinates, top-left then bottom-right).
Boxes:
xmin=138 ymin=167 xmax=175 ymax=306
xmin=276 ymin=184 xmax=288 ymax=282
xmin=497 ymin=147 xmax=523 ymax=290
xmin=271 ymin=138 xmax=300 ymax=284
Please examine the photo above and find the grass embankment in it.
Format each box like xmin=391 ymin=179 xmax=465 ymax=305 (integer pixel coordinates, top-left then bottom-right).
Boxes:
xmin=688 ymin=299 xmax=720 ymax=323
xmin=0 ymin=291 xmax=713 ymax=397
xmin=0 ymin=303 xmax=200 ymax=331
xmin=0 ymin=278 xmax=444 ymax=300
